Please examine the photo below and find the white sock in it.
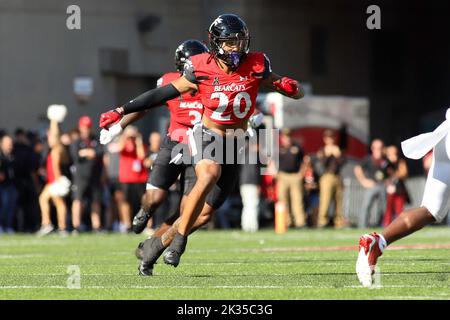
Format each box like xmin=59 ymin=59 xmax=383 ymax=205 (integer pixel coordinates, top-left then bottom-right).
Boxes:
xmin=378 ymin=234 xmax=387 ymax=252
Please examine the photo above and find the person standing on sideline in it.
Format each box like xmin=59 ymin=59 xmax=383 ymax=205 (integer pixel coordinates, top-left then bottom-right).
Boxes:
xmin=316 ymin=130 xmax=346 ymax=228
xmin=70 ymin=116 xmax=104 ymax=233
xmin=36 ymin=114 xmax=71 ymax=237
xmin=117 ymin=126 xmax=148 ymax=233
xmin=354 ymin=139 xmax=388 ymax=228
xmin=0 ymin=135 xmax=17 ymax=234
xmin=103 ymin=136 xmax=122 ymax=231
xmin=300 ymin=155 xmax=320 ymax=227
xmin=239 ymin=138 xmax=261 ymax=232
xmin=383 ymin=145 xmax=410 ymax=227
xmin=276 ymin=129 xmax=307 ymax=228
xmin=13 ymin=129 xmax=41 ymax=232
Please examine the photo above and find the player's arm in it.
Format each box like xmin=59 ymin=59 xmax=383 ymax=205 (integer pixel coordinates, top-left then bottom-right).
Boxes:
xmin=115 ymin=74 xmax=197 ymax=128
xmin=99 ymin=77 xmax=197 ymax=129
xmin=98 ymin=77 xmax=198 ymax=145
xmin=262 ymin=72 xmax=304 ymax=99
xmin=259 ymin=54 xmax=304 ymax=99
xmin=119 ymin=110 xmax=150 ymax=128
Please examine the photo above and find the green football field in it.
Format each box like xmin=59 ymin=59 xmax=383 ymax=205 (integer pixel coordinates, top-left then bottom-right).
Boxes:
xmin=0 ymin=227 xmax=449 ymax=300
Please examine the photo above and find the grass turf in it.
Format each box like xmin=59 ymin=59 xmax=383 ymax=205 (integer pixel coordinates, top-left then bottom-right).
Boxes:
xmin=0 ymin=227 xmax=449 ymax=300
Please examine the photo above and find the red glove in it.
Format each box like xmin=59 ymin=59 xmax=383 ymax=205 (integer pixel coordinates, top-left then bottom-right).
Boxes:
xmin=99 ymin=109 xmax=122 ymax=129
xmin=273 ymin=77 xmax=299 ymax=97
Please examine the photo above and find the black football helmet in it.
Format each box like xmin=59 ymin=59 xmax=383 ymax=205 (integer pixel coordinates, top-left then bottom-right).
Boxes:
xmin=174 ymin=39 xmax=209 ymax=72
xmin=208 ymin=14 xmax=250 ymax=68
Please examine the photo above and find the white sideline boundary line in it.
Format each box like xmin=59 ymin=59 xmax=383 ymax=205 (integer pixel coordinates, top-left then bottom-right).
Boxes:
xmin=1 ymin=284 xmax=449 ymax=290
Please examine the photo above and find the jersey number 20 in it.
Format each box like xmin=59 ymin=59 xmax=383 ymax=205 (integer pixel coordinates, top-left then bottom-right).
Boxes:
xmin=210 ymin=92 xmax=252 ymax=121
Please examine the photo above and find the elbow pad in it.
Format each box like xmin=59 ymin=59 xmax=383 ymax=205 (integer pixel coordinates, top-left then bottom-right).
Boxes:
xmin=122 ymin=84 xmax=180 ymax=115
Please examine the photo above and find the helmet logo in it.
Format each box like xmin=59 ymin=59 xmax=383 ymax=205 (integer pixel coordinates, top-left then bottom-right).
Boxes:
xmin=212 ymin=17 xmax=223 ymax=27
xmin=183 ymin=59 xmax=194 ymax=72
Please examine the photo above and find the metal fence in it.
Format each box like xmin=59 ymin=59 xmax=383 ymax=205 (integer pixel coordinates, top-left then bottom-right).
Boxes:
xmin=342 ymin=176 xmax=450 ymax=226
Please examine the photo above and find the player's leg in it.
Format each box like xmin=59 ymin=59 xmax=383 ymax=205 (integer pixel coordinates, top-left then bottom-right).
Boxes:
xmin=133 ymin=188 xmax=168 ymax=233
xmin=137 ymin=164 xmax=191 ymax=275
xmin=137 ymin=199 xmax=214 ymax=275
xmin=132 ymin=138 xmax=183 ymax=233
xmin=148 ymin=164 xmax=200 ymax=241
xmin=382 ymin=207 xmax=436 ymax=244
xmin=163 ymin=159 xmax=221 ymax=266
xmin=357 ymin=134 xmax=450 ymax=287
xmin=134 ymin=196 xmax=184 ymax=261
xmin=152 ymin=202 xmax=184 ymax=238
xmin=385 ymin=134 xmax=450 ymax=242
xmin=165 ymin=203 xmax=214 ymax=243
xmin=137 ymin=145 xmax=234 ymax=274
xmin=139 ymin=134 xmax=238 ymax=272
xmin=164 ymin=159 xmax=239 ymax=267
xmin=138 ymin=201 xmax=215 ymax=275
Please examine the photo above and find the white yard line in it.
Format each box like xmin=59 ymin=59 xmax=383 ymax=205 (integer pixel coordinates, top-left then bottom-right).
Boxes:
xmin=0 ymin=254 xmax=46 ymax=259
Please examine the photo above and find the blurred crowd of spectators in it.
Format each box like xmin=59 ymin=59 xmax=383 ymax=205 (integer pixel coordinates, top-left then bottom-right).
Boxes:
xmin=0 ymin=116 xmax=434 ymax=236
xmin=222 ymin=129 xmax=421 ymax=231
xmin=0 ymin=117 xmax=170 ymax=236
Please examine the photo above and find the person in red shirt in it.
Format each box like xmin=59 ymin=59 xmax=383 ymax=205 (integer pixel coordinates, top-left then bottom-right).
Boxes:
xmin=383 ymin=145 xmax=410 ymax=227
xmin=116 ymin=126 xmax=148 ymax=232
xmin=99 ymin=14 xmax=304 ymax=274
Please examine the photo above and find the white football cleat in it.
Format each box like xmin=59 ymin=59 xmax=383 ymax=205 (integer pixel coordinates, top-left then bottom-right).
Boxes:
xmin=356 ymin=232 xmax=383 ymax=287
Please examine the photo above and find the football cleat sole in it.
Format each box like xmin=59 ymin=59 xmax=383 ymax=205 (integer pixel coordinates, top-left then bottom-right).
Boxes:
xmin=356 ymin=246 xmax=374 ymax=287
xmin=132 ymin=208 xmax=152 ymax=234
xmin=163 ymin=250 xmax=180 ymax=267
xmin=138 ymin=261 xmax=153 ymax=276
